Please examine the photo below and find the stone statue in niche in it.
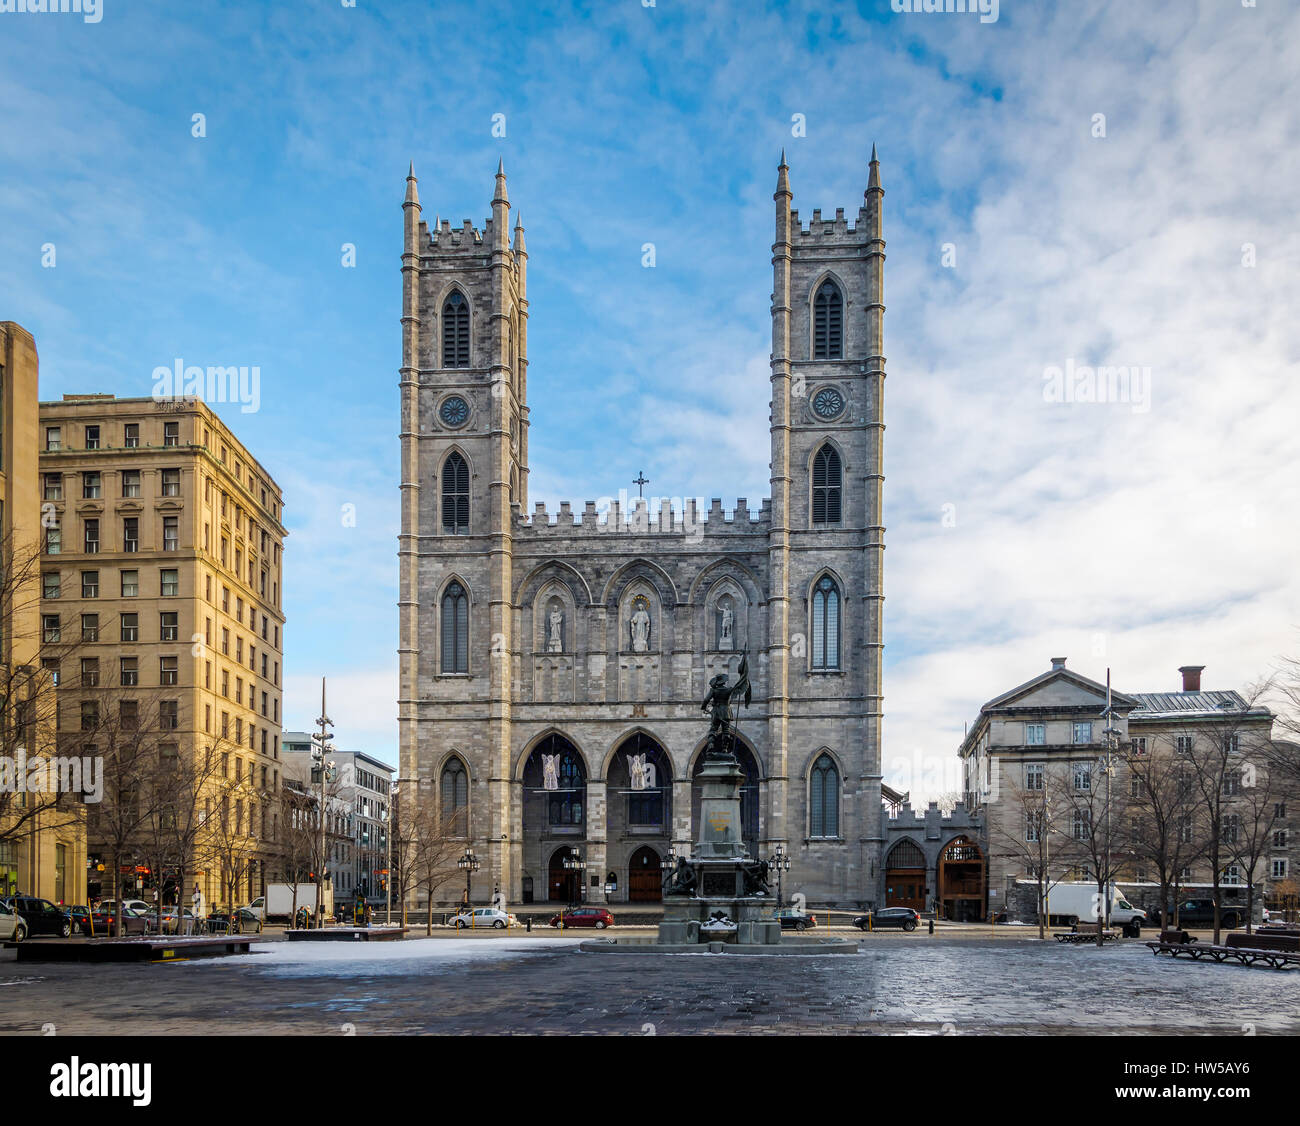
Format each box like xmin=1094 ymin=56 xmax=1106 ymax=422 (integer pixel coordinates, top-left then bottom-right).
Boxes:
xmin=630 ymin=598 xmax=651 ymax=653
xmin=546 ymin=603 xmax=564 ymax=653
xmin=719 ymin=602 xmax=734 ymax=650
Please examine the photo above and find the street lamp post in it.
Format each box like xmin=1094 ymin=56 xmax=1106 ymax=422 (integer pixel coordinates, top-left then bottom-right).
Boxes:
xmin=768 ymin=842 xmax=792 ymax=907
xmin=1096 ymin=668 xmax=1132 ymax=933
xmin=458 ymin=847 xmax=480 ymax=921
xmin=562 ymin=849 xmax=586 ymax=914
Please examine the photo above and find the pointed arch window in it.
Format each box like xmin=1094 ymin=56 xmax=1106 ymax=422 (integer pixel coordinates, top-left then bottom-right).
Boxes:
xmin=441 ymin=451 xmax=469 ymax=535
xmin=812 ymin=446 xmax=842 ymax=525
xmin=441 ymin=582 xmax=469 ymax=674
xmin=811 ymin=576 xmax=840 ymax=670
xmin=440 ymin=757 xmax=468 ymax=833
xmin=442 ymin=291 xmax=470 ymax=368
xmin=810 ymin=754 xmax=840 ymax=837
xmin=813 ymin=280 xmax=844 ymax=359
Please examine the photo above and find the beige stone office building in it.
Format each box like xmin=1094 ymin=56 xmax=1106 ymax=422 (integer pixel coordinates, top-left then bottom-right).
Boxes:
xmin=0 ymin=322 xmax=88 ymax=904
xmin=960 ymin=658 xmax=1285 ymax=915
xmin=38 ymin=393 xmax=286 ymax=905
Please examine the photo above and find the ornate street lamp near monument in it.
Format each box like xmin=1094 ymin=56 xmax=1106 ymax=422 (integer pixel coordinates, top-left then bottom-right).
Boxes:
xmin=457 ymin=847 xmax=480 ymax=915
xmin=562 ymin=849 xmax=586 ymax=911
xmin=767 ymin=842 xmax=792 ymax=907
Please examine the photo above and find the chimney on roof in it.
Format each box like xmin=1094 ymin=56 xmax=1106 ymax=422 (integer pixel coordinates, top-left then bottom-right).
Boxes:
xmin=1179 ymin=665 xmax=1205 ymax=692
xmin=1050 ymin=656 xmax=1067 ymax=671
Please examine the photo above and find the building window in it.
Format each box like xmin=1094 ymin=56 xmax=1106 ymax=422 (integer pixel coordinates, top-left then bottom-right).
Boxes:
xmin=163 ymin=421 xmax=179 ymax=447
xmin=120 ymin=657 xmax=138 ymax=687
xmin=441 ymin=582 xmax=469 ymax=674
xmin=81 ymin=613 xmax=99 ymax=642
xmin=1223 ymin=771 xmax=1242 ymax=797
xmin=45 ymin=526 xmax=61 ymax=555
xmin=123 ymin=423 xmax=139 ymax=448
xmin=442 ymin=290 xmax=470 ymax=368
xmin=441 ymin=452 xmax=469 ymax=535
xmin=809 ymin=754 xmax=840 ymax=838
xmin=121 ymin=469 xmax=141 ymax=498
xmin=122 ymin=518 xmax=139 ymax=553
xmin=81 ymin=571 xmax=98 ymax=598
xmin=82 ymin=472 xmax=101 ymax=499
xmin=121 ymin=700 xmax=139 ymax=729
xmin=1072 ymin=722 xmax=1092 ymax=744
xmin=84 ymin=519 xmax=99 ymax=554
xmin=441 ymin=758 xmax=469 ymax=831
xmin=1073 ymin=762 xmax=1091 ymax=791
xmin=160 ymin=701 xmax=179 ymax=730
xmin=120 ymin=613 xmax=138 ymax=642
xmin=1176 ymin=735 xmax=1193 ymax=756
xmin=1274 ymin=828 xmax=1288 ymax=848
xmin=810 ymin=576 xmax=840 ymax=670
xmin=1130 ymin=736 xmax=1147 ymax=756
xmin=80 ymin=658 xmax=99 ymax=687
xmin=1222 ymin=865 xmax=1242 ymax=886
xmin=43 ymin=572 xmax=61 ymax=599
xmin=84 ymin=425 xmax=99 ymax=450
xmin=161 ymin=568 xmax=179 ymax=597
xmin=813 ymin=279 xmax=844 ymax=360
xmin=163 ymin=517 xmax=179 ymax=552
xmin=1222 ymin=814 xmax=1239 ymax=846
xmin=1024 ymin=762 xmax=1044 ymax=791
xmin=45 ymin=426 xmax=61 ymax=451
xmin=161 ymin=468 xmax=180 ymax=497
xmin=120 ymin=570 xmax=138 ymax=597
xmin=160 ymin=612 xmax=179 ymax=642
xmin=811 ymin=445 xmax=842 ymax=525
xmin=1025 ymin=723 xmax=1046 ymax=746
xmin=1026 ymin=811 xmax=1042 ymax=842
xmin=1072 ymin=809 xmax=1091 ymax=841
xmin=1272 ymin=859 xmax=1288 ymax=880
xmin=43 ymin=473 xmax=62 ymax=501
xmin=81 ymin=701 xmax=98 ymax=731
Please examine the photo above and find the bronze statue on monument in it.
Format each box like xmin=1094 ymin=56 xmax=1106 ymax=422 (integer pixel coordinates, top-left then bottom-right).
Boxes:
xmin=700 ymin=653 xmax=752 ymax=763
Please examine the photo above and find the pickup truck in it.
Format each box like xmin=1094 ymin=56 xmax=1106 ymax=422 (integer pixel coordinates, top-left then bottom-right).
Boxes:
xmin=1152 ymin=899 xmax=1244 ymax=929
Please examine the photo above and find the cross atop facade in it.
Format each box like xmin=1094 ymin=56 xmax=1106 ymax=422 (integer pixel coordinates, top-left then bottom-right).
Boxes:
xmin=633 ymin=470 xmax=650 ymax=498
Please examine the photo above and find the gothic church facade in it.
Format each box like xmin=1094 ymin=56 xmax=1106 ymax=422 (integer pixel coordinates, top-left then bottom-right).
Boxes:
xmin=398 ymin=152 xmax=887 ymax=906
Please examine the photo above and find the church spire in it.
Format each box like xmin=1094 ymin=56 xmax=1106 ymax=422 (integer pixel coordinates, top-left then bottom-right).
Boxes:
xmin=494 ymin=158 xmax=508 ymax=206
xmin=405 ymin=161 xmax=420 ymax=207
xmin=867 ymin=143 xmax=881 ymax=192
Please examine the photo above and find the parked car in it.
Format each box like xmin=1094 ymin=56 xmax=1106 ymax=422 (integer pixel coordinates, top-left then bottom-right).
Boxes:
xmin=4 ymin=896 xmax=73 ymax=938
xmin=87 ymin=904 xmax=151 ymax=937
xmin=855 ymin=907 xmax=919 ymax=931
xmin=208 ymin=907 xmax=263 ymax=934
xmin=548 ymin=907 xmax=615 ymax=929
xmin=0 ymin=898 xmax=28 ymax=943
xmin=1152 ymin=899 xmax=1245 ymax=930
xmin=63 ymin=905 xmax=92 ymax=933
xmin=155 ymin=907 xmax=203 ymax=935
xmin=453 ymin=907 xmax=516 ymax=930
xmin=774 ymin=908 xmax=817 ymax=931
xmin=244 ymin=897 xmax=266 ymax=922
xmin=97 ymin=899 xmax=152 ymax=919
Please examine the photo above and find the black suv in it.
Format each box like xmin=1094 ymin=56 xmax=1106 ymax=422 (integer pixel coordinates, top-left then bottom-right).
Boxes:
xmin=3 ymin=896 xmax=73 ymax=938
xmin=1153 ymin=899 xmax=1245 ymax=929
xmin=854 ymin=907 xmax=920 ymax=931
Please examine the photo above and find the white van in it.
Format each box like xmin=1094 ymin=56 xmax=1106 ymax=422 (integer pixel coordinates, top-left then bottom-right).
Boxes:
xmin=1045 ymin=882 xmax=1148 ymax=934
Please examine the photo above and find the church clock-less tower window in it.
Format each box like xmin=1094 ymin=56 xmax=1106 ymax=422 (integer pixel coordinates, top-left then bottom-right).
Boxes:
xmin=441 ymin=582 xmax=469 ymax=674
xmin=442 ymin=290 xmax=470 ymax=368
xmin=813 ymin=280 xmax=844 ymax=359
xmin=441 ymin=451 xmax=469 ymax=534
xmin=811 ymin=445 xmax=842 ymax=525
xmin=811 ymin=576 xmax=840 ymax=670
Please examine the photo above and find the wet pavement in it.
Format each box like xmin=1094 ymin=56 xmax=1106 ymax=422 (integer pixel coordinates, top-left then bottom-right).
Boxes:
xmin=1 ymin=936 xmax=1295 ymax=1035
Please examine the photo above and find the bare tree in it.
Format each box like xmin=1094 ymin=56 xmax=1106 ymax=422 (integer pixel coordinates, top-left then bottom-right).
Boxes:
xmin=274 ymin=779 xmax=319 ymax=925
xmin=1129 ymin=734 xmax=1210 ymax=933
xmin=987 ymin=770 xmax=1073 ymax=939
xmin=1058 ymin=755 xmax=1135 ymax=947
xmin=1227 ymin=746 xmax=1295 ymax=935
xmin=407 ymin=799 xmax=468 ymax=935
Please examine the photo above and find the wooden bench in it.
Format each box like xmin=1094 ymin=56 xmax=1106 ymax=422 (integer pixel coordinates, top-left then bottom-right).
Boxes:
xmin=1146 ymin=930 xmax=1300 ymax=970
xmin=1054 ymin=921 xmax=1119 ymax=944
xmin=1160 ymin=928 xmax=1194 ymax=945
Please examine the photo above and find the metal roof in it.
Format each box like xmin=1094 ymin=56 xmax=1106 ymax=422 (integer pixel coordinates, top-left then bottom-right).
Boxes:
xmin=1127 ymin=689 xmax=1262 ymax=720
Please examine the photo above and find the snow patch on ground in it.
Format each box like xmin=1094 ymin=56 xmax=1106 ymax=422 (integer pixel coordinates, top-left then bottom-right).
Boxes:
xmin=212 ymin=937 xmax=586 ymax=977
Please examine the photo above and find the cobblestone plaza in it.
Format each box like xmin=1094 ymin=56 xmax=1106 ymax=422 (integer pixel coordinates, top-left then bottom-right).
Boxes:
xmin=3 ymin=938 xmax=1296 ymax=1036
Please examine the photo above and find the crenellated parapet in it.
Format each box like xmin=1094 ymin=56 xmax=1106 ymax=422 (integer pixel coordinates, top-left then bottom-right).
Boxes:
xmin=791 ymin=205 xmax=871 ymax=241
xmin=512 ymin=496 xmax=772 ymax=538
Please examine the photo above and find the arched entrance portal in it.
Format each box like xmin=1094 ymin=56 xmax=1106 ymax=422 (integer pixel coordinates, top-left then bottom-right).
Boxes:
xmin=936 ymin=835 xmax=985 ymax=921
xmin=548 ymin=847 xmax=582 ymax=904
xmin=627 ymin=845 xmax=662 ymax=902
xmin=692 ymin=742 xmax=760 ymax=853
xmin=884 ymin=839 xmax=927 ymax=912
xmin=522 ymin=734 xmax=587 ymax=905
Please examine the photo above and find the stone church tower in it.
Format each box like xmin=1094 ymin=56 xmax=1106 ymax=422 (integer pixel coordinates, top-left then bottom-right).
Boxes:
xmin=399 ymin=152 xmax=886 ymax=908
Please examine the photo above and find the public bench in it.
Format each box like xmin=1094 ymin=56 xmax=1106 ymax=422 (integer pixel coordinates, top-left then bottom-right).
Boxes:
xmin=1160 ymin=928 xmax=1194 ymax=944
xmin=1054 ymin=921 xmax=1118 ymax=944
xmin=1146 ymin=929 xmax=1300 ymax=970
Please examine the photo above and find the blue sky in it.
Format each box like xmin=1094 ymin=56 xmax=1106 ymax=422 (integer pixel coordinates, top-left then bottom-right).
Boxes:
xmin=3 ymin=0 xmax=1297 ymax=796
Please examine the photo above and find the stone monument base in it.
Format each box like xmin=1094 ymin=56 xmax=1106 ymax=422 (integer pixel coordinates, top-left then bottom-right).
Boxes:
xmin=657 ymin=896 xmax=782 ymax=946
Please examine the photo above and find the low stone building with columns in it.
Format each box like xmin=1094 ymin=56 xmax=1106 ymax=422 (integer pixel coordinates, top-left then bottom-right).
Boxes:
xmin=397 ymin=153 xmax=889 ymax=907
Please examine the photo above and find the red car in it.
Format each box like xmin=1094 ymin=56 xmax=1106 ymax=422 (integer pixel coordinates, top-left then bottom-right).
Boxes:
xmin=548 ymin=907 xmax=614 ymax=929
